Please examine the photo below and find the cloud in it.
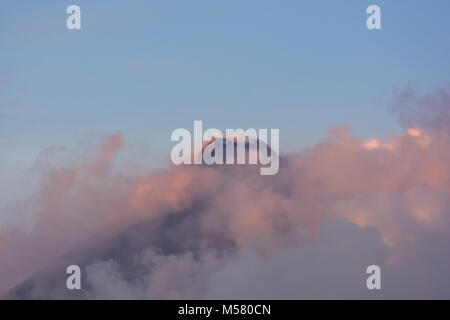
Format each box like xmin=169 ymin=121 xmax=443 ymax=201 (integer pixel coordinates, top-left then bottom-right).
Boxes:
xmin=3 ymin=86 xmax=450 ymax=299
xmin=391 ymin=83 xmax=450 ymax=133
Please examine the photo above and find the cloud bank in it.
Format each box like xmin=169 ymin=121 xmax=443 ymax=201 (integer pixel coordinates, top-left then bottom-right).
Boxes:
xmin=1 ymin=85 xmax=450 ymax=299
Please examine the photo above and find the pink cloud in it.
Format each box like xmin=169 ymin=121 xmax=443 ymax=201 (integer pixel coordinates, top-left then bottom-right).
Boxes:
xmin=2 ymin=86 xmax=450 ymax=298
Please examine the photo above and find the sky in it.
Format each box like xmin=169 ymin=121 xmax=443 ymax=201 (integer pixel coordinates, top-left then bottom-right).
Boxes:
xmin=1 ymin=1 xmax=450 ymax=299
xmin=1 ymin=1 xmax=449 ymax=163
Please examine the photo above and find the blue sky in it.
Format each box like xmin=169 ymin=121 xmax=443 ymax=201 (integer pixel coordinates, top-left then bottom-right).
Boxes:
xmin=1 ymin=0 xmax=450 ymax=202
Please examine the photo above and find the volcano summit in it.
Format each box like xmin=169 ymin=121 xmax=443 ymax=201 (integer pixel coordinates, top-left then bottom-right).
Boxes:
xmin=171 ymin=121 xmax=280 ymax=175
